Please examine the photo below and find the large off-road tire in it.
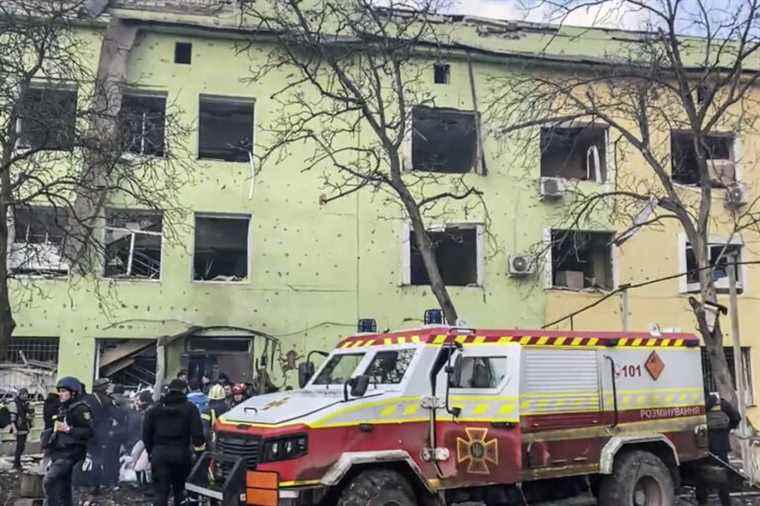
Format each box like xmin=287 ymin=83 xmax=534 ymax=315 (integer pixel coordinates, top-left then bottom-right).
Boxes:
xmin=336 ymin=469 xmax=417 ymax=506
xmin=598 ymin=450 xmax=675 ymax=506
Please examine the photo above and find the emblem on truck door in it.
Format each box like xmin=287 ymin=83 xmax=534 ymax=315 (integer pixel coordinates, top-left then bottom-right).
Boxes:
xmin=456 ymin=428 xmax=499 ymax=474
xmin=645 ymin=351 xmax=665 ymax=380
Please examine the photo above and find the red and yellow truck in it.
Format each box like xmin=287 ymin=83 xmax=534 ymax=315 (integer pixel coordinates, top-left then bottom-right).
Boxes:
xmin=187 ymin=326 xmax=711 ymax=506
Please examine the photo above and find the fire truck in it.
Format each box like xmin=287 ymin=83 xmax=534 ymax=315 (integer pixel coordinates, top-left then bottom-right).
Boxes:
xmin=186 ymin=325 xmax=711 ymax=506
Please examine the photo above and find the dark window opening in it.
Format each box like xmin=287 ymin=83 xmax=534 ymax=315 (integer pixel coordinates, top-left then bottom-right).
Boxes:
xmin=701 ymin=346 xmax=753 ymax=404
xmin=121 ymin=94 xmax=166 ymax=157
xmin=175 ymin=42 xmax=192 ymax=64
xmin=10 ymin=206 xmax=69 ymax=275
xmin=199 ymin=96 xmax=254 ymax=162
xmin=540 ymin=126 xmax=607 ymax=182
xmin=450 ymin=356 xmax=508 ymax=389
xmin=434 ymin=63 xmax=450 ymax=84
xmin=412 ymin=106 xmax=477 ymax=173
xmin=671 ymin=131 xmax=734 ymax=187
xmin=551 ymin=230 xmax=614 ymax=290
xmin=410 ymin=227 xmax=478 ymax=286
xmin=19 ymin=87 xmax=77 ymax=151
xmin=194 ymin=215 xmax=250 ymax=281
xmin=685 ymin=242 xmax=742 ymax=292
xmin=105 ymin=210 xmax=163 ymax=279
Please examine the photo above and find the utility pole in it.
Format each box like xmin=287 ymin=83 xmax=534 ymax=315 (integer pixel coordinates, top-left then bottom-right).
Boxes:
xmin=728 ymin=253 xmax=750 ymax=474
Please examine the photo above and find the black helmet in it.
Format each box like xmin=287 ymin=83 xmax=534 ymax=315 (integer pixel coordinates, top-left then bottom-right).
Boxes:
xmin=56 ymin=377 xmax=82 ymax=394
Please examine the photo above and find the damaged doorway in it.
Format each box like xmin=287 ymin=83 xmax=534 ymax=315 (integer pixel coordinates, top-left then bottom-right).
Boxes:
xmin=95 ymin=338 xmax=157 ymax=389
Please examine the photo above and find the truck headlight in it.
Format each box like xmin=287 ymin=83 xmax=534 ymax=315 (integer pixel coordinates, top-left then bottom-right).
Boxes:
xmin=261 ymin=435 xmax=308 ymax=462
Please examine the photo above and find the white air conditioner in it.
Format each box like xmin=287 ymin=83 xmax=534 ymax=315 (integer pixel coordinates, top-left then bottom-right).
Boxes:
xmin=708 ymin=159 xmax=736 ymax=186
xmin=725 ymin=182 xmax=747 ymax=209
xmin=508 ymin=254 xmax=536 ymax=276
xmin=539 ymin=177 xmax=566 ymax=199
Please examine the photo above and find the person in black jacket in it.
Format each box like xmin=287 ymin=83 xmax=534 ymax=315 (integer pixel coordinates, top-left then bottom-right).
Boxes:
xmin=43 ymin=376 xmax=94 ymax=506
xmin=43 ymin=389 xmax=60 ymax=430
xmin=10 ymin=388 xmax=33 ymax=469
xmin=696 ymin=392 xmax=742 ymax=506
xmin=143 ymin=379 xmax=205 ymax=506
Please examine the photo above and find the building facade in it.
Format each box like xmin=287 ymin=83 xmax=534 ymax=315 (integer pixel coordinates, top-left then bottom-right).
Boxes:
xmin=2 ymin=2 xmax=758 ymax=403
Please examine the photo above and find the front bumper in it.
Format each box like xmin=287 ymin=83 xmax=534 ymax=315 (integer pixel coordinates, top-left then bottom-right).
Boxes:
xmin=185 ymin=453 xmax=319 ymax=506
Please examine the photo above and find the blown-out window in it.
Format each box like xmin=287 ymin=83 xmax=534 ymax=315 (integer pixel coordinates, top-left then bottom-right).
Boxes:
xmin=199 ymin=96 xmax=254 ymax=162
xmin=411 ymin=106 xmax=478 ymax=173
xmin=19 ymin=87 xmax=77 ymax=151
xmin=193 ymin=214 xmax=250 ymax=282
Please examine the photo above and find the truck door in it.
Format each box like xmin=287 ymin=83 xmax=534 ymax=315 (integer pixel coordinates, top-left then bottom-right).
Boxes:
xmin=520 ymin=348 xmax=603 ymax=478
xmin=436 ymin=345 xmax=522 ymax=488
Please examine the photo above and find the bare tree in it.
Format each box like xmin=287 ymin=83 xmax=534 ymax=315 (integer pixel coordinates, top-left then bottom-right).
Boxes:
xmin=238 ymin=0 xmax=488 ymax=325
xmin=0 ymin=1 xmax=193 ymax=357
xmin=489 ymin=0 xmax=760 ymax=401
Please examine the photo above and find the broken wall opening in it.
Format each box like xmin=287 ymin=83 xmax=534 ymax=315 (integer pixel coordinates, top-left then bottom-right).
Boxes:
xmin=193 ymin=214 xmax=250 ymax=281
xmin=105 ymin=209 xmax=163 ymax=279
xmin=551 ymin=230 xmax=613 ymax=290
xmin=410 ymin=227 xmax=478 ymax=286
xmin=19 ymin=86 xmax=78 ymax=151
xmin=0 ymin=337 xmax=59 ymax=399
xmin=96 ymin=338 xmax=157 ymax=389
xmin=412 ymin=106 xmax=478 ymax=173
xmin=540 ymin=126 xmax=607 ymax=182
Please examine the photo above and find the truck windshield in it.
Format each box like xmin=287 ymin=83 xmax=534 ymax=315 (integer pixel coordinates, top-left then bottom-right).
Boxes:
xmin=365 ymin=349 xmax=415 ymax=384
xmin=312 ymin=353 xmax=365 ymax=385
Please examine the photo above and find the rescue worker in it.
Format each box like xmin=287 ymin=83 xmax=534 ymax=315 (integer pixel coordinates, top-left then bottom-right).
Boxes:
xmin=696 ymin=392 xmax=741 ymax=506
xmin=83 ymin=378 xmax=127 ymax=489
xmin=231 ymin=384 xmax=247 ymax=408
xmin=207 ymin=384 xmax=229 ymax=423
xmin=10 ymin=387 xmax=33 ymax=469
xmin=43 ymin=387 xmax=60 ymax=430
xmin=43 ymin=376 xmax=93 ymax=506
xmin=143 ymin=379 xmax=205 ymax=506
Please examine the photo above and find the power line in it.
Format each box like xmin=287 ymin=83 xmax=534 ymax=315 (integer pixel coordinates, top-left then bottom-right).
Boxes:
xmin=542 ymin=260 xmax=760 ymax=329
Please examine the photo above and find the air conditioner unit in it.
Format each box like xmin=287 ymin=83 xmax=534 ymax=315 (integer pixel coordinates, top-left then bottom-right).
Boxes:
xmin=725 ymin=182 xmax=747 ymax=209
xmin=539 ymin=177 xmax=566 ymax=199
xmin=508 ymin=255 xmax=536 ymax=276
xmin=708 ymin=159 xmax=736 ymax=186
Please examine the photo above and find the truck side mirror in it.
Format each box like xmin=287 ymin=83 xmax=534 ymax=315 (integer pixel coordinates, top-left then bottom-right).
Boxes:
xmin=350 ymin=375 xmax=370 ymax=398
xmin=298 ymin=362 xmax=315 ymax=389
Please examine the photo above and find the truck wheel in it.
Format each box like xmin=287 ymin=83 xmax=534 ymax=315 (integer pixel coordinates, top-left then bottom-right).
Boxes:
xmin=598 ymin=450 xmax=675 ymax=506
xmin=337 ymin=469 xmax=416 ymax=506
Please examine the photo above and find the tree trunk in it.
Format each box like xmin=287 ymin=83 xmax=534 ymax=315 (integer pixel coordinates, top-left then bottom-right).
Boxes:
xmin=391 ymin=159 xmax=459 ymax=325
xmin=0 ymin=171 xmax=16 ymax=359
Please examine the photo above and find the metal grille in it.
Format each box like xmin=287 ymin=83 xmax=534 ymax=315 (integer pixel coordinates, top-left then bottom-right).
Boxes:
xmin=216 ymin=434 xmax=261 ymax=474
xmin=1 ymin=337 xmax=59 ymax=364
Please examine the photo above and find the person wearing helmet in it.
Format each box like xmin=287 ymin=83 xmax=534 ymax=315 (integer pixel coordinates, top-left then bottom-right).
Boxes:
xmin=207 ymin=384 xmax=229 ymax=439
xmin=43 ymin=376 xmax=93 ymax=506
xmin=231 ymin=384 xmax=247 ymax=408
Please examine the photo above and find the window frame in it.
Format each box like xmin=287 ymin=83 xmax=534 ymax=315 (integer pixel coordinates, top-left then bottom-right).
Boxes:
xmin=197 ymin=94 xmax=255 ymax=163
xmin=120 ymin=91 xmax=168 ymax=158
xmin=544 ymin=228 xmax=618 ymax=292
xmin=103 ymin=209 xmax=164 ymax=281
xmin=403 ymin=106 xmax=484 ymax=175
xmin=16 ymin=83 xmax=78 ymax=152
xmin=539 ymin=124 xmax=610 ymax=184
xmin=8 ymin=206 xmax=69 ymax=277
xmin=192 ymin=212 xmax=252 ymax=284
xmin=400 ymin=222 xmax=485 ymax=287
xmin=678 ymin=233 xmax=745 ymax=294
xmin=670 ymin=130 xmax=740 ymax=188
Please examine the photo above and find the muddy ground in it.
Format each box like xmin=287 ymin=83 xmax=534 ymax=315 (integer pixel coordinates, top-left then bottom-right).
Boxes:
xmin=2 ymin=456 xmax=760 ymax=505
